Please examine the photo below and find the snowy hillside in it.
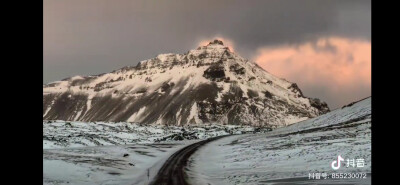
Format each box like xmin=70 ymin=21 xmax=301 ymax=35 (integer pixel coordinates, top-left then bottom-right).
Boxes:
xmin=43 ymin=40 xmax=329 ymax=127
xmin=187 ymin=97 xmax=371 ymax=185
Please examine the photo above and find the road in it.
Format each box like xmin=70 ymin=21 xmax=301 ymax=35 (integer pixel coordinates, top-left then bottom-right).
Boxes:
xmin=149 ymin=135 xmax=229 ymax=185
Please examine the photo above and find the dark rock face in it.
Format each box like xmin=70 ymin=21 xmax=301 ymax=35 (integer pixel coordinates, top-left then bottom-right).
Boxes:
xmin=203 ymin=63 xmax=225 ymax=81
xmin=209 ymin=39 xmax=224 ymax=45
xmin=160 ymin=82 xmax=173 ymax=92
xmin=264 ymin=91 xmax=273 ymax=99
xmin=227 ymin=104 xmax=246 ymax=125
xmin=247 ymin=89 xmax=259 ymax=98
xmin=229 ymin=64 xmax=246 ymax=75
xmin=288 ymin=83 xmax=304 ymax=97
xmin=309 ymin=98 xmax=330 ymax=114
xmin=43 ymin=92 xmax=88 ymax=121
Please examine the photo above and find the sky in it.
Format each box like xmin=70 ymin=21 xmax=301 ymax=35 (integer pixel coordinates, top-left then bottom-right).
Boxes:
xmin=44 ymin=0 xmax=371 ymax=109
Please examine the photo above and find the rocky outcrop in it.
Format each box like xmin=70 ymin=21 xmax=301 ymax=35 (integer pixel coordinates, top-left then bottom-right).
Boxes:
xmin=203 ymin=63 xmax=226 ymax=81
xmin=309 ymin=98 xmax=330 ymax=114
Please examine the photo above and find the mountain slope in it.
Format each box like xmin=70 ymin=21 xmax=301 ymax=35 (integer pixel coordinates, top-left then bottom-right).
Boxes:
xmin=43 ymin=40 xmax=329 ymax=127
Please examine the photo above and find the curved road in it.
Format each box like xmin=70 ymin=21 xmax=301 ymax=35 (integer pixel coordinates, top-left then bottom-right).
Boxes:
xmin=149 ymin=135 xmax=229 ymax=185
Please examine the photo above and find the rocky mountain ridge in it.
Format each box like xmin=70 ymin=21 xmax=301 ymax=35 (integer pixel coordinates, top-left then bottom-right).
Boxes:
xmin=43 ymin=39 xmax=329 ymax=127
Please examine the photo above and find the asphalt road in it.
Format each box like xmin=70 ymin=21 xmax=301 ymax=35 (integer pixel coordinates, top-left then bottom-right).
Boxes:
xmin=149 ymin=135 xmax=230 ymax=185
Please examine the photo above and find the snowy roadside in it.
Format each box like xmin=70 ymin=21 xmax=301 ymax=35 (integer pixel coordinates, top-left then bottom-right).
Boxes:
xmin=44 ymin=140 xmax=199 ymax=185
xmin=187 ymin=98 xmax=371 ymax=185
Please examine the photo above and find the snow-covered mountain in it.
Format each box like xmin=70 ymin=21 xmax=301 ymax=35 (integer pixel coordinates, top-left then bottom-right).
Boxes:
xmin=43 ymin=40 xmax=329 ymax=127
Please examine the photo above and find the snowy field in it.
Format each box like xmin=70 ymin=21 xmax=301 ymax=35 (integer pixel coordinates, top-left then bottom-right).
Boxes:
xmin=44 ymin=140 xmax=199 ymax=185
xmin=187 ymin=97 xmax=371 ymax=185
xmin=43 ymin=97 xmax=370 ymax=185
xmin=43 ymin=121 xmax=270 ymax=149
xmin=43 ymin=121 xmax=270 ymax=184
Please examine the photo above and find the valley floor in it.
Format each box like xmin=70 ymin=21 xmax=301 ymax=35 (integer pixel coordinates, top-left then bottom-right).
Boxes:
xmin=43 ymin=98 xmax=371 ymax=185
xmin=43 ymin=122 xmax=267 ymax=185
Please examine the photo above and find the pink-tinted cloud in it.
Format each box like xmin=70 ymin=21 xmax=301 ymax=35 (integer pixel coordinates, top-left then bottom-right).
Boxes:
xmin=253 ymin=37 xmax=371 ymax=108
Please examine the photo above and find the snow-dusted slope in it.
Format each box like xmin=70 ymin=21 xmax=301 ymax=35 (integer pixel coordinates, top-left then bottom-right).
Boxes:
xmin=43 ymin=40 xmax=329 ymax=127
xmin=187 ymin=97 xmax=371 ymax=185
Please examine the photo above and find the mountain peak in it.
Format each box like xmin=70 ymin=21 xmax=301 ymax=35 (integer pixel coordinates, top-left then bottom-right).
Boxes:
xmin=208 ymin=39 xmax=224 ymax=46
xmin=43 ymin=39 xmax=330 ymax=126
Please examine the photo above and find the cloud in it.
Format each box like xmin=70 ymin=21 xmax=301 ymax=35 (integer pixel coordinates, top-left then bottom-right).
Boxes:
xmin=44 ymin=0 xmax=370 ymax=109
xmin=253 ymin=37 xmax=371 ymax=108
xmin=44 ymin=0 xmax=370 ymax=84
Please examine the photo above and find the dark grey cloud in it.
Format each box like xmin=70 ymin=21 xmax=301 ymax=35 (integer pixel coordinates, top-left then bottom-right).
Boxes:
xmin=44 ymin=0 xmax=371 ymax=108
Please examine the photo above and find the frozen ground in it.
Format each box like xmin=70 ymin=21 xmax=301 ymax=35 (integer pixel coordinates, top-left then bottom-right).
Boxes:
xmin=43 ymin=121 xmax=270 ymax=184
xmin=43 ymin=140 xmax=199 ymax=185
xmin=43 ymin=97 xmax=370 ymax=185
xmin=43 ymin=121 xmax=270 ymax=149
xmin=187 ymin=97 xmax=371 ymax=185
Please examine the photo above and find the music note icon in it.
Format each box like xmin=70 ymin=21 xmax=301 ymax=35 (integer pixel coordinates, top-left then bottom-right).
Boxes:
xmin=331 ymin=155 xmax=344 ymax=170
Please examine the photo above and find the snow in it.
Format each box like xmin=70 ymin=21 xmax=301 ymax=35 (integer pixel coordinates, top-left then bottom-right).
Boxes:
xmin=215 ymin=82 xmax=231 ymax=101
xmin=73 ymin=108 xmax=83 ymax=121
xmin=43 ymin=120 xmax=272 ymax=184
xmin=44 ymin=141 xmax=198 ymax=185
xmin=43 ymin=121 xmax=271 ymax=149
xmin=187 ymin=97 xmax=371 ymax=185
xmin=43 ymin=99 xmax=55 ymax=117
xmin=43 ymin=40 xmax=326 ymax=126
xmin=187 ymin=103 xmax=202 ymax=124
xmin=44 ymin=160 xmax=90 ymax=185
xmin=70 ymin=75 xmax=84 ymax=80
xmin=43 ymin=40 xmax=369 ymax=184
xmin=127 ymin=106 xmax=146 ymax=122
xmin=284 ymin=115 xmax=309 ymax=126
xmin=85 ymin=94 xmax=94 ymax=112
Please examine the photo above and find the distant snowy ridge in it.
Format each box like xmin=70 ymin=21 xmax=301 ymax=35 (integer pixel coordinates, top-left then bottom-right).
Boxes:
xmin=43 ymin=40 xmax=329 ymax=127
xmin=269 ymin=96 xmax=371 ymax=136
xmin=43 ymin=120 xmax=269 ymax=149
